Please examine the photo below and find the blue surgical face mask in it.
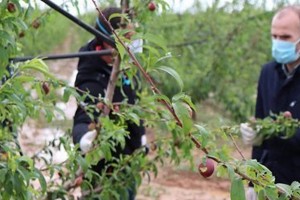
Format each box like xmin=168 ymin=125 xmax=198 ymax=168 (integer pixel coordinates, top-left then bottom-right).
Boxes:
xmin=272 ymin=38 xmax=300 ymax=64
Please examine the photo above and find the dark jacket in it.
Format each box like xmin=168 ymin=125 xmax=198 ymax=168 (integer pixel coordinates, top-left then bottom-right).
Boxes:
xmin=73 ymin=39 xmax=144 ymax=156
xmin=253 ymin=60 xmax=300 ymax=184
xmin=74 ymin=39 xmax=137 ymax=124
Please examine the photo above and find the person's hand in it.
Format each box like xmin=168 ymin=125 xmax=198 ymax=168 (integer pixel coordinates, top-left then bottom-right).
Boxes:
xmin=246 ymin=187 xmax=257 ymax=200
xmin=128 ymin=39 xmax=143 ymax=54
xmin=240 ymin=123 xmax=262 ymax=146
xmin=79 ymin=130 xmax=97 ymax=154
xmin=141 ymin=134 xmax=147 ymax=146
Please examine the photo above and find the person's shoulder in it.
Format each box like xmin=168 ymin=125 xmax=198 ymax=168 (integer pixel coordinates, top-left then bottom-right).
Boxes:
xmin=79 ymin=39 xmax=96 ymax=52
xmin=262 ymin=60 xmax=277 ymax=68
xmin=261 ymin=60 xmax=280 ymax=73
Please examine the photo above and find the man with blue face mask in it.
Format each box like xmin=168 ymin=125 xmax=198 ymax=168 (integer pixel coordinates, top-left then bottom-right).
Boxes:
xmin=240 ymin=5 xmax=300 ymax=200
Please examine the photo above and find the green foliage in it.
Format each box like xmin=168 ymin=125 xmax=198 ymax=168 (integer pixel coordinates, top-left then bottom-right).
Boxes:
xmin=145 ymin=1 xmax=274 ymax=121
xmin=250 ymin=112 xmax=300 ymax=140
xmin=230 ymin=178 xmax=246 ymax=200
xmin=19 ymin=10 xmax=73 ymax=56
xmin=2 ymin=0 xmax=300 ymax=200
xmin=0 ymin=0 xmax=29 ymax=76
xmin=0 ymin=58 xmax=77 ymax=199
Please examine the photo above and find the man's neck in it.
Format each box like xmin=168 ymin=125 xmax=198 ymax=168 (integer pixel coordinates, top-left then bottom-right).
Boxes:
xmin=286 ymin=59 xmax=300 ymax=72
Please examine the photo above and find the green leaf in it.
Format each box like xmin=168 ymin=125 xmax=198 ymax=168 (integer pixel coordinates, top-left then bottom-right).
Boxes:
xmin=150 ymin=94 xmax=170 ymax=105
xmin=226 ymin=165 xmax=236 ymax=181
xmin=0 ymin=168 xmax=8 ymax=183
xmin=265 ymin=185 xmax=278 ymax=200
xmin=62 ymin=87 xmax=72 ymax=102
xmin=194 ymin=124 xmax=209 ymax=147
xmin=19 ymin=59 xmax=55 ymax=79
xmin=155 ymin=52 xmax=172 ymax=63
xmin=230 ymin=178 xmax=246 ymax=200
xmin=128 ymin=112 xmax=140 ymax=125
xmin=172 ymin=101 xmax=189 ymax=117
xmin=76 ymin=156 xmax=89 ymax=173
xmin=116 ymin=40 xmax=126 ymax=60
xmin=157 ymin=66 xmax=183 ymax=91
xmin=33 ymin=169 xmax=47 ymax=194
xmin=16 ymin=167 xmax=29 ymax=187
xmin=109 ymin=13 xmax=129 ymax=22
xmin=172 ymin=101 xmax=193 ymax=133
xmin=17 ymin=156 xmax=34 ymax=170
xmin=143 ymin=33 xmax=167 ymax=51
xmin=172 ymin=92 xmax=195 ymax=111
xmin=276 ymin=183 xmax=292 ymax=198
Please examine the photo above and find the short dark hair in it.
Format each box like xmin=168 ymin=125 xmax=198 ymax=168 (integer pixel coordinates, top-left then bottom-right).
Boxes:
xmin=95 ymin=7 xmax=133 ymax=36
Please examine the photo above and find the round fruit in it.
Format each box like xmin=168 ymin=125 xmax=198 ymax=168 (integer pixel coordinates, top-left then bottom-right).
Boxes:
xmin=96 ymin=102 xmax=104 ymax=110
xmin=18 ymin=31 xmax=25 ymax=38
xmin=7 ymin=2 xmax=16 ymax=13
xmin=113 ymin=105 xmax=120 ymax=112
xmin=74 ymin=175 xmax=83 ymax=187
xmin=150 ymin=143 xmax=157 ymax=151
xmin=42 ymin=82 xmax=50 ymax=95
xmin=283 ymin=111 xmax=292 ymax=119
xmin=32 ymin=19 xmax=41 ymax=29
xmin=198 ymin=158 xmax=214 ymax=178
xmin=148 ymin=1 xmax=156 ymax=11
xmin=174 ymin=139 xmax=182 ymax=147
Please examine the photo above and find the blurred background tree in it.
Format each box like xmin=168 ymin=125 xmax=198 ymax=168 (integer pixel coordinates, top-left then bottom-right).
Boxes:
xmin=20 ymin=0 xmax=282 ymax=122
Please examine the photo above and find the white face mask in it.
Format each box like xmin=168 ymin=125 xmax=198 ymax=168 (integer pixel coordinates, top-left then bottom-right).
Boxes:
xmin=128 ymin=39 xmax=143 ymax=54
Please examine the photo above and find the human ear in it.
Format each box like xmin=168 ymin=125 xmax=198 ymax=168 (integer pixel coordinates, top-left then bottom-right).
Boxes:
xmin=296 ymin=41 xmax=300 ymax=53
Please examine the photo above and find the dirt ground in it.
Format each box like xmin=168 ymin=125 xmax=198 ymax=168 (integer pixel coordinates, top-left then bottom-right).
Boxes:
xmin=135 ymin=127 xmax=252 ymax=200
xmin=136 ymin=151 xmax=232 ymax=200
xmin=18 ymin=36 xmax=253 ymax=200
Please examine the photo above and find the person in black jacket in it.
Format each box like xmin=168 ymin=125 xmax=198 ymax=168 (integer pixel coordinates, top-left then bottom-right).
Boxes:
xmin=72 ymin=7 xmax=145 ymax=199
xmin=240 ymin=5 xmax=300 ymax=200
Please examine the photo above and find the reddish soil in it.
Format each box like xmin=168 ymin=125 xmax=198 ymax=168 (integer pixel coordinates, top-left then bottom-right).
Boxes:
xmin=137 ymin=165 xmax=231 ymax=200
xmin=135 ymin=128 xmax=252 ymax=200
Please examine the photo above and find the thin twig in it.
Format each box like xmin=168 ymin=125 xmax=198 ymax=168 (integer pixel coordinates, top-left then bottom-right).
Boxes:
xmin=102 ymin=55 xmax=121 ymax=116
xmin=228 ymin=132 xmax=246 ymax=161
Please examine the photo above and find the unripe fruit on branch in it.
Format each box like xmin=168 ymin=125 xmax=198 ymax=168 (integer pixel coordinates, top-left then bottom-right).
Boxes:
xmin=148 ymin=1 xmax=156 ymax=11
xmin=7 ymin=2 xmax=16 ymax=13
xmin=283 ymin=111 xmax=292 ymax=119
xmin=96 ymin=102 xmax=104 ymax=110
xmin=113 ymin=105 xmax=120 ymax=112
xmin=32 ymin=19 xmax=41 ymax=29
xmin=18 ymin=31 xmax=25 ymax=38
xmin=150 ymin=143 xmax=157 ymax=151
xmin=0 ymin=153 xmax=8 ymax=161
xmin=42 ymin=82 xmax=50 ymax=95
xmin=198 ymin=158 xmax=214 ymax=178
xmin=174 ymin=139 xmax=182 ymax=147
xmin=74 ymin=175 xmax=83 ymax=187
